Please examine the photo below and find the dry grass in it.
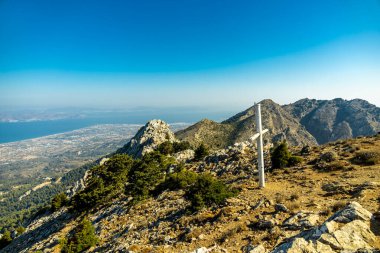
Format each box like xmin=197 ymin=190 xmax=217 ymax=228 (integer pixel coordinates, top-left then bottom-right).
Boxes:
xmin=351 ymin=150 xmax=380 ymax=165
xmin=218 ymin=223 xmax=248 ymax=243
xmin=275 ymin=194 xmax=286 ymax=204
xmin=332 ymin=200 xmax=347 ymax=212
xmin=289 ymin=193 xmax=300 ymax=201
xmin=287 ymin=202 xmax=301 ymax=212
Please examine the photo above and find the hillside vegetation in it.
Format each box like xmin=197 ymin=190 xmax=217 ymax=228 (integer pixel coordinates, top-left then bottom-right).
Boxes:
xmin=3 ymin=129 xmax=380 ymax=252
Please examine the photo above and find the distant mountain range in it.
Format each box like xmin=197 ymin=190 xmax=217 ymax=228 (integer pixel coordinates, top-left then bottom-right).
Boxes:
xmin=283 ymin=98 xmax=380 ymax=144
xmin=176 ymin=98 xmax=380 ymax=147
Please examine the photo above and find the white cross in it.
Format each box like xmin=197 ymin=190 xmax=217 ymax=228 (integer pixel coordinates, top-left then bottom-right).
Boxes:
xmin=249 ymin=103 xmax=268 ymax=188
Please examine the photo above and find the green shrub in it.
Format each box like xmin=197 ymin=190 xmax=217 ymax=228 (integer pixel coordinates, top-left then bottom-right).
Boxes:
xmin=127 ymin=151 xmax=176 ymax=201
xmin=51 ymin=192 xmax=68 ymax=211
xmin=288 ymin=156 xmax=303 ymax=166
xmin=157 ymin=141 xmax=174 ymax=155
xmin=271 ymin=142 xmax=302 ymax=169
xmin=351 ymin=151 xmax=380 ymax=165
xmin=157 ymin=141 xmax=192 ymax=155
xmin=271 ymin=142 xmax=291 ymax=169
xmin=161 ymin=169 xmax=198 ymax=190
xmin=72 ymin=154 xmax=134 ymax=210
xmin=61 ymin=217 xmax=98 ymax=253
xmin=194 ymin=143 xmax=209 ymax=161
xmin=15 ymin=226 xmax=26 ymax=235
xmin=173 ymin=141 xmax=191 ymax=153
xmin=185 ymin=173 xmax=238 ymax=211
xmin=0 ymin=229 xmax=12 ymax=249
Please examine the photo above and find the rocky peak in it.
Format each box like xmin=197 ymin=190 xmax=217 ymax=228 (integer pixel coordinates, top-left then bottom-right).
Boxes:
xmin=284 ymin=98 xmax=380 ymax=144
xmin=117 ymin=119 xmax=176 ymax=158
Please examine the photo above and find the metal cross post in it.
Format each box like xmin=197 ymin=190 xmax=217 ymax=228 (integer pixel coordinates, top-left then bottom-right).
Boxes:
xmin=250 ymin=103 xmax=268 ymax=188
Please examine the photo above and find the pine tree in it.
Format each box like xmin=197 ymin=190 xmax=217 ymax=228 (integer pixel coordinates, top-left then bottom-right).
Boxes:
xmin=0 ymin=229 xmax=12 ymax=249
xmin=61 ymin=217 xmax=98 ymax=253
xmin=271 ymin=142 xmax=291 ymax=169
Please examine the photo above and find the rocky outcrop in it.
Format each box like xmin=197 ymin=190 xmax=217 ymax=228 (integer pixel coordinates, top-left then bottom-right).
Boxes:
xmin=117 ymin=119 xmax=176 ymax=158
xmin=173 ymin=149 xmax=195 ymax=163
xmin=283 ymin=98 xmax=380 ymax=144
xmin=272 ymin=202 xmax=378 ymax=252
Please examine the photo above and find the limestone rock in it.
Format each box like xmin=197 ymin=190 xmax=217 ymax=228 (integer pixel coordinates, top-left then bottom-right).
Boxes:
xmin=272 ymin=202 xmax=377 ymax=253
xmin=244 ymin=244 xmax=266 ymax=253
xmin=118 ymin=119 xmax=176 ymax=158
xmin=282 ymin=211 xmax=319 ymax=230
xmin=174 ymin=149 xmax=195 ymax=162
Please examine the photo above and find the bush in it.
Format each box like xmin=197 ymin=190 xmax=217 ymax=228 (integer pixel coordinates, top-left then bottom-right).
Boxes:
xmin=51 ymin=192 xmax=68 ymax=211
xmin=61 ymin=217 xmax=98 ymax=253
xmin=185 ymin=173 xmax=238 ymax=211
xmin=127 ymin=151 xmax=176 ymax=200
xmin=15 ymin=226 xmax=26 ymax=235
xmin=157 ymin=141 xmax=174 ymax=155
xmin=173 ymin=141 xmax=191 ymax=153
xmin=319 ymin=152 xmax=337 ymax=163
xmin=72 ymin=154 xmax=134 ymax=210
xmin=271 ymin=142 xmax=303 ymax=169
xmin=351 ymin=151 xmax=380 ymax=165
xmin=326 ymin=161 xmax=346 ymax=171
xmin=160 ymin=169 xmax=198 ymax=191
xmin=157 ymin=141 xmax=192 ymax=155
xmin=0 ymin=229 xmax=12 ymax=249
xmin=288 ymin=156 xmax=303 ymax=166
xmin=194 ymin=143 xmax=209 ymax=161
xmin=271 ymin=142 xmax=291 ymax=169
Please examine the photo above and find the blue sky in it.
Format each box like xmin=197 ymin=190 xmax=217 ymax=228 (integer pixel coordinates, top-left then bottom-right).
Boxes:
xmin=1 ymin=0 xmax=380 ymax=110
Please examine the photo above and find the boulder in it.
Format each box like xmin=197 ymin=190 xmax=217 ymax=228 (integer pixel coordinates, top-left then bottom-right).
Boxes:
xmin=282 ymin=211 xmax=319 ymax=230
xmin=272 ymin=202 xmax=377 ymax=252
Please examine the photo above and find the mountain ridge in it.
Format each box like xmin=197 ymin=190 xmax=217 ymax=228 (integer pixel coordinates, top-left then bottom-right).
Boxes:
xmin=283 ymin=98 xmax=380 ymax=144
xmin=176 ymin=99 xmax=318 ymax=149
xmin=176 ymin=98 xmax=380 ymax=148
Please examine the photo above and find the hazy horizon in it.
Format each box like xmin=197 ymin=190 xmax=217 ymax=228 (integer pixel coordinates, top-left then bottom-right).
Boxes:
xmin=1 ymin=1 xmax=380 ymax=110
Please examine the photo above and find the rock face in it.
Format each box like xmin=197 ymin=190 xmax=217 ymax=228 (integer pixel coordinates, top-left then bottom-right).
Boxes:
xmin=117 ymin=120 xmax=176 ymax=158
xmin=177 ymin=98 xmax=380 ymax=148
xmin=272 ymin=202 xmax=377 ymax=252
xmin=176 ymin=99 xmax=318 ymax=149
xmin=283 ymin=98 xmax=380 ymax=144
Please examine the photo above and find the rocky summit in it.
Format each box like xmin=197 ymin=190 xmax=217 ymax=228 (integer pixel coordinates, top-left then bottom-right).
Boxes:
xmin=117 ymin=119 xmax=177 ymax=158
xmin=2 ymin=125 xmax=380 ymax=253
xmin=284 ymin=98 xmax=380 ymax=144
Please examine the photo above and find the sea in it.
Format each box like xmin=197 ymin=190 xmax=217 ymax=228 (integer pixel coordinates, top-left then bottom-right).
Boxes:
xmin=0 ymin=111 xmax=233 ymax=144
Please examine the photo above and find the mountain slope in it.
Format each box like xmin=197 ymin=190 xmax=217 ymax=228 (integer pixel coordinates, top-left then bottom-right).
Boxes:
xmin=284 ymin=98 xmax=380 ymax=144
xmin=4 ymin=131 xmax=380 ymax=252
xmin=176 ymin=99 xmax=318 ymax=148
